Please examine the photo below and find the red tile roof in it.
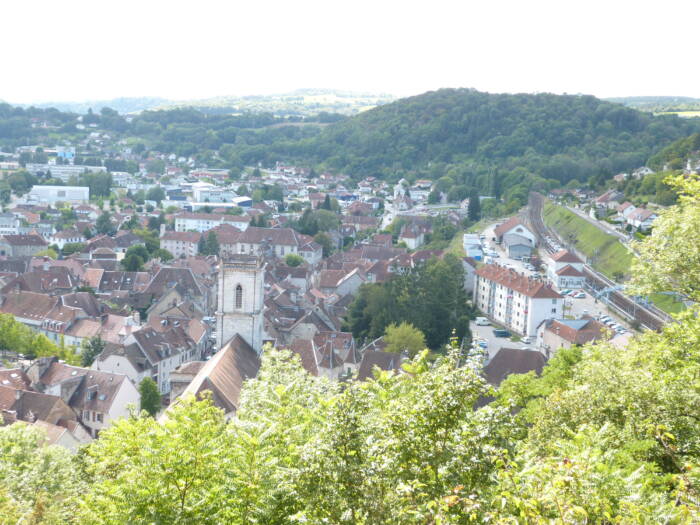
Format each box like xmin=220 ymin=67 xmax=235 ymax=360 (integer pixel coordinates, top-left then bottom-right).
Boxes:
xmin=475 ymin=264 xmax=562 ymax=299
xmin=551 ymin=250 xmax=583 ymax=264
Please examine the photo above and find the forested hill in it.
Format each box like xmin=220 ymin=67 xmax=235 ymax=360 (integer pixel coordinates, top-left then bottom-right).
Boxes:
xmin=299 ymin=89 xmax=700 ymax=187
xmin=2 ymin=89 xmax=699 ymax=210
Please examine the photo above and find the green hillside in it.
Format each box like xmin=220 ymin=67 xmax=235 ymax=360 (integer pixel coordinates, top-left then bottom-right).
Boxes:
xmin=2 ymin=89 xmax=700 ymax=212
xmin=543 ymin=201 xmax=633 ymax=280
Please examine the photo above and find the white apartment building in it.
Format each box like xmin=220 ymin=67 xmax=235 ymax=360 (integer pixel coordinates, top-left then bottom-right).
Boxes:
xmin=474 ymin=264 xmax=562 ymax=336
xmin=160 ymin=231 xmax=201 ymax=258
xmin=174 ymin=212 xmax=250 ymax=233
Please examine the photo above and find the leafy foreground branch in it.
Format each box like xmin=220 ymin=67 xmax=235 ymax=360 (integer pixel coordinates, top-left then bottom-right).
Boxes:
xmin=0 ymin=325 xmax=698 ymax=524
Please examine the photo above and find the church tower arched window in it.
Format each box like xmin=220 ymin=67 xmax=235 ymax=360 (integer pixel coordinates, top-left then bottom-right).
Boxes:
xmin=235 ymin=284 xmax=243 ymax=309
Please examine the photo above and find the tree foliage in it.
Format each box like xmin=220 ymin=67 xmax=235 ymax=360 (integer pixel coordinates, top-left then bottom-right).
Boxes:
xmin=383 ymin=322 xmax=426 ymax=357
xmin=344 ymin=254 xmax=471 ymax=349
xmin=138 ymin=377 xmax=161 ymax=417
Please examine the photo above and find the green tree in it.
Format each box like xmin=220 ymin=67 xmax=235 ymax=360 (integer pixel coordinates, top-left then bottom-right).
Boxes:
xmin=152 ymin=248 xmax=174 ymax=261
xmin=468 ymin=188 xmax=481 ymax=221
xmin=61 ymin=242 xmax=85 ymax=256
xmin=95 ymin=212 xmax=114 ymax=235
xmin=121 ymin=253 xmax=145 ymax=272
xmin=314 ymin=232 xmax=333 ymax=257
xmin=146 ymin=186 xmax=165 ymax=204
xmin=0 ymin=423 xmax=83 ymax=522
xmin=139 ymin=377 xmax=161 ymax=417
xmin=321 ymin=193 xmax=332 ymax=210
xmin=383 ymin=322 xmax=427 ymax=357
xmin=205 ymin=231 xmax=219 ymax=255
xmin=630 ymin=174 xmax=700 ymax=302
xmin=35 ymin=248 xmax=58 ymax=259
xmin=284 ymin=253 xmax=304 ymax=267
xmin=81 ymin=336 xmax=105 ymax=367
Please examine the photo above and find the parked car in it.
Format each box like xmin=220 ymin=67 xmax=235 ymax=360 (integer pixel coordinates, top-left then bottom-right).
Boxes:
xmin=574 ymin=292 xmax=586 ymax=299
xmin=475 ymin=317 xmax=490 ymax=326
xmin=493 ymin=329 xmax=511 ymax=338
xmin=560 ymin=289 xmax=572 ymax=296
xmin=521 ymin=336 xmax=533 ymax=344
xmin=477 ymin=340 xmax=488 ymax=348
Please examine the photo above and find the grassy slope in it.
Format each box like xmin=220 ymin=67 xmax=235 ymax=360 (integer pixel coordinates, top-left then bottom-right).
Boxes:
xmin=649 ymin=293 xmax=687 ymax=314
xmin=543 ymin=202 xmax=634 ymax=279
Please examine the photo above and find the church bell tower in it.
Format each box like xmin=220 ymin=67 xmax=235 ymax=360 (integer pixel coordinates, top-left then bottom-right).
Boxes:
xmin=216 ymin=254 xmax=265 ymax=353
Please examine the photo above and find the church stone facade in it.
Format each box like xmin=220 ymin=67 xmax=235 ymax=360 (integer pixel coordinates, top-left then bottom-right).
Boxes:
xmin=216 ymin=254 xmax=265 ymax=353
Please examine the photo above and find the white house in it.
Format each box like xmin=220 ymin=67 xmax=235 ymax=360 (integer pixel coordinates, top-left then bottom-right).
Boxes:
xmin=494 ymin=217 xmax=536 ymax=247
xmin=547 ymin=250 xmax=586 ymax=289
xmin=29 ymin=359 xmax=140 ymax=439
xmin=474 ymin=264 xmax=563 ymax=337
xmin=627 ymin=208 xmax=658 ymax=231
xmin=234 ymin=226 xmax=322 ymax=264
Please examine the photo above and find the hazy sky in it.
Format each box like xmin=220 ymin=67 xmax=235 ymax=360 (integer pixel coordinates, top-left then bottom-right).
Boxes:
xmin=3 ymin=0 xmax=699 ymax=104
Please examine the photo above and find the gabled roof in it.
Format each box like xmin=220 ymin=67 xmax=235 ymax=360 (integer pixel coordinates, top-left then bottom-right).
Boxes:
xmin=494 ymin=217 xmax=530 ymax=238
xmin=357 ymin=351 xmax=403 ymax=381
xmin=0 ymin=291 xmax=57 ymax=320
xmin=545 ymin=318 xmax=609 ymax=345
xmin=483 ymin=348 xmax=546 ymax=386
xmin=555 ymin=264 xmax=585 ymax=277
xmin=36 ymin=361 xmax=129 ymax=413
xmin=551 ymin=250 xmax=583 ymax=264
xmin=145 ymin=267 xmax=203 ymax=297
xmin=475 ymin=264 xmax=562 ymax=299
xmin=161 ymin=231 xmax=202 ymax=244
xmin=0 ymin=233 xmax=48 ymax=246
xmin=167 ymin=334 xmax=260 ymax=416
xmin=0 ymin=369 xmax=31 ymax=389
xmin=289 ymin=339 xmax=319 ymax=376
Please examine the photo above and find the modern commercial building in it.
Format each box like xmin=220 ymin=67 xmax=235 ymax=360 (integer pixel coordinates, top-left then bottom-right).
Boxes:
xmin=26 ymin=185 xmax=89 ymax=205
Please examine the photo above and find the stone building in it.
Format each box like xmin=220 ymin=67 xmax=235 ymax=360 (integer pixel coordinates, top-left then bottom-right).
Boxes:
xmin=216 ymin=254 xmax=265 ymax=353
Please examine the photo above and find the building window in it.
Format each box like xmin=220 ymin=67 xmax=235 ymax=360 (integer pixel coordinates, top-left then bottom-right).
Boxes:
xmin=96 ymin=413 xmax=103 ymax=423
xmin=552 ymin=308 xmax=557 ymax=313
xmin=235 ymin=284 xmax=243 ymax=309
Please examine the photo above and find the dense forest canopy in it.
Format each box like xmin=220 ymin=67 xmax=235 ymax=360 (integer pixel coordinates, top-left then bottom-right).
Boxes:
xmin=648 ymin=132 xmax=700 ymax=170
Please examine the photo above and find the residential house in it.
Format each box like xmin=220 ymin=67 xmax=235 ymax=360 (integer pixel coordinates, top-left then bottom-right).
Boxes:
xmin=494 ymin=217 xmax=537 ymax=247
xmin=26 ymin=357 xmax=140 ymax=438
xmin=538 ymin=318 xmax=609 ymax=356
xmin=0 ymin=234 xmax=48 ymax=256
